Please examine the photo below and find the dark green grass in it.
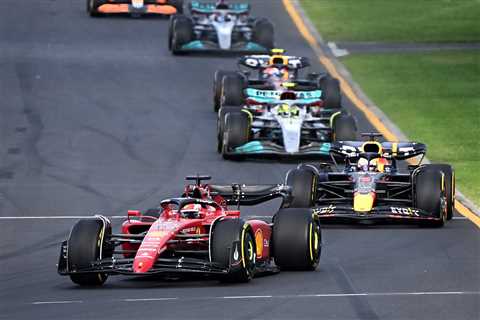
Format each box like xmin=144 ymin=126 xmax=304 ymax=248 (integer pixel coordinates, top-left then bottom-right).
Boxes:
xmin=301 ymin=0 xmax=480 ymax=42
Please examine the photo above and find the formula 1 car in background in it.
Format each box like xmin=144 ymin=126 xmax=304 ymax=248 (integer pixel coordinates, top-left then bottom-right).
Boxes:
xmin=169 ymin=0 xmax=274 ymax=54
xmin=285 ymin=133 xmax=455 ymax=227
xmin=217 ymin=84 xmax=357 ymax=159
xmin=213 ymin=49 xmax=341 ymax=112
xmin=58 ymin=175 xmax=321 ymax=286
xmin=87 ymin=0 xmax=183 ymax=17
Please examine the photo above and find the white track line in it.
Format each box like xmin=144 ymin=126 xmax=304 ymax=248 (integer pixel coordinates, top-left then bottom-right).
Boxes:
xmin=30 ymin=291 xmax=479 ymax=306
xmin=223 ymin=295 xmax=273 ymax=299
xmin=32 ymin=300 xmax=83 ymax=305
xmin=0 ymin=216 xmax=125 ymax=219
xmin=123 ymin=298 xmax=178 ymax=302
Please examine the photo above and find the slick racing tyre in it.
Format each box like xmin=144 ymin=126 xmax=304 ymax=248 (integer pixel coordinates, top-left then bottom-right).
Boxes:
xmin=319 ymin=75 xmax=341 ymax=108
xmin=67 ymin=218 xmax=112 ymax=286
xmin=214 ymin=71 xmax=239 ymax=112
xmin=221 ymin=74 xmax=246 ymax=107
xmin=252 ymin=18 xmax=275 ymax=50
xmin=168 ymin=0 xmax=184 ymax=14
xmin=170 ymin=15 xmax=193 ymax=54
xmin=332 ymin=113 xmax=357 ymax=142
xmin=211 ymin=219 xmax=255 ymax=282
xmin=86 ymin=0 xmax=106 ymax=17
xmin=285 ymin=168 xmax=317 ymax=208
xmin=217 ymin=106 xmax=242 ymax=153
xmin=221 ymin=111 xmax=250 ymax=159
xmin=424 ymin=164 xmax=455 ymax=220
xmin=414 ymin=166 xmax=447 ymax=227
xmin=273 ymin=208 xmax=321 ymax=270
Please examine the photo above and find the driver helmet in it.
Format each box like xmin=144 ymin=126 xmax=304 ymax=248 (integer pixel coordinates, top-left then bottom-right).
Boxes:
xmin=180 ymin=203 xmax=202 ymax=219
xmin=357 ymin=157 xmax=369 ymax=172
xmin=264 ymin=66 xmax=289 ymax=81
xmin=216 ymin=0 xmax=229 ymax=10
xmin=357 ymin=157 xmax=389 ymax=172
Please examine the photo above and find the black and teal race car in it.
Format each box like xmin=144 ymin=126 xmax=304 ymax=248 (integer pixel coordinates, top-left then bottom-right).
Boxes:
xmin=169 ymin=1 xmax=274 ymax=54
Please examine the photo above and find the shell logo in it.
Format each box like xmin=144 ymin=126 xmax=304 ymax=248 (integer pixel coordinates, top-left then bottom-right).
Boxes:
xmin=255 ymin=229 xmax=263 ymax=258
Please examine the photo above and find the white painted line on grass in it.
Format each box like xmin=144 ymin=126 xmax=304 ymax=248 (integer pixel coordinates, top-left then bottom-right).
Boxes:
xmin=32 ymin=300 xmax=83 ymax=305
xmin=327 ymin=42 xmax=349 ymax=57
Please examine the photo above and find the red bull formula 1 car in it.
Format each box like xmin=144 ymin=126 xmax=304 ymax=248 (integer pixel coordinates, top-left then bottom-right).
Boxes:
xmin=285 ymin=133 xmax=455 ymax=227
xmin=87 ymin=0 xmax=183 ymax=17
xmin=58 ymin=176 xmax=321 ymax=286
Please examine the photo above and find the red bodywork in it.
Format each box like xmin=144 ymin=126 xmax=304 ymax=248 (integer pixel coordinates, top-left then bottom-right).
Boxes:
xmin=120 ymin=184 xmax=272 ymax=274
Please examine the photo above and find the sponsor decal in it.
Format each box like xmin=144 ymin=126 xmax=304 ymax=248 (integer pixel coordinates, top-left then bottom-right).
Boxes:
xmin=131 ymin=0 xmax=144 ymax=9
xmin=233 ymin=245 xmax=239 ymax=261
xmin=255 ymin=229 xmax=264 ymax=258
xmin=148 ymin=231 xmax=167 ymax=237
xmin=390 ymin=207 xmax=420 ymax=216
xmin=314 ymin=205 xmax=336 ymax=215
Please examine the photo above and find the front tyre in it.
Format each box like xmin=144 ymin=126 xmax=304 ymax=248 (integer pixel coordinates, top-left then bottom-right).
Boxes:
xmin=168 ymin=0 xmax=184 ymax=14
xmin=273 ymin=208 xmax=321 ymax=270
xmin=217 ymin=106 xmax=242 ymax=153
xmin=86 ymin=0 xmax=105 ymax=17
xmin=214 ymin=71 xmax=238 ymax=112
xmin=425 ymin=164 xmax=455 ymax=220
xmin=252 ymin=18 xmax=275 ymax=50
xmin=332 ymin=113 xmax=357 ymax=142
xmin=67 ymin=218 xmax=112 ymax=286
xmin=414 ymin=166 xmax=447 ymax=227
xmin=285 ymin=168 xmax=316 ymax=208
xmin=221 ymin=74 xmax=246 ymax=107
xmin=319 ymin=76 xmax=341 ymax=108
xmin=211 ymin=219 xmax=255 ymax=282
xmin=221 ymin=111 xmax=250 ymax=159
xmin=170 ymin=15 xmax=193 ymax=54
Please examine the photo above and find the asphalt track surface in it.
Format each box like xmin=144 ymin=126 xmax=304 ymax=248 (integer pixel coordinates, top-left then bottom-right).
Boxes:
xmin=0 ymin=1 xmax=479 ymax=319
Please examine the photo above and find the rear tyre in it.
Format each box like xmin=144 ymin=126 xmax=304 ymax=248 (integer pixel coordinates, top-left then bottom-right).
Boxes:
xmin=222 ymin=111 xmax=250 ymax=159
xmin=168 ymin=0 xmax=184 ymax=14
xmin=285 ymin=168 xmax=316 ymax=208
xmin=67 ymin=218 xmax=112 ymax=286
xmin=414 ymin=166 xmax=446 ymax=227
xmin=170 ymin=15 xmax=193 ymax=54
xmin=252 ymin=18 xmax=275 ymax=50
xmin=273 ymin=208 xmax=321 ymax=270
xmin=214 ymin=71 xmax=238 ymax=112
xmin=332 ymin=113 xmax=357 ymax=141
xmin=425 ymin=164 xmax=455 ymax=220
xmin=211 ymin=219 xmax=255 ymax=282
xmin=221 ymin=74 xmax=246 ymax=107
xmin=86 ymin=0 xmax=105 ymax=17
xmin=319 ymin=76 xmax=341 ymax=108
xmin=217 ymin=106 xmax=242 ymax=153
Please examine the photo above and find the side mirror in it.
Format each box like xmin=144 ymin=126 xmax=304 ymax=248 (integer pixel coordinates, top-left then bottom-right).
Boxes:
xmin=225 ymin=211 xmax=241 ymax=217
xmin=127 ymin=210 xmax=141 ymax=222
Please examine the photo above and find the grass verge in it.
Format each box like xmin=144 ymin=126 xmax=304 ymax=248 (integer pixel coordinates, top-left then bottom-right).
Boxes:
xmin=340 ymin=51 xmax=479 ymax=205
xmin=300 ymin=0 xmax=480 ymax=42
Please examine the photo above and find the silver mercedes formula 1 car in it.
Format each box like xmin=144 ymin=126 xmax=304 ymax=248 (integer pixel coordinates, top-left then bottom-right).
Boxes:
xmin=169 ymin=0 xmax=274 ymax=54
xmin=217 ymin=85 xmax=357 ymax=159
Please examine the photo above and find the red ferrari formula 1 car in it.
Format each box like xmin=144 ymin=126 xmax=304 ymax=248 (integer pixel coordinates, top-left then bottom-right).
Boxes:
xmin=58 ymin=175 xmax=321 ymax=286
xmin=86 ymin=0 xmax=183 ymax=17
